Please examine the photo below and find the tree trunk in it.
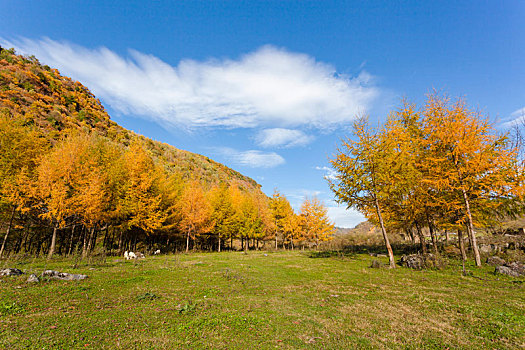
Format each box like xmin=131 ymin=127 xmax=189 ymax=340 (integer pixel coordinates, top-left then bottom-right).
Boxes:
xmin=445 ymin=231 xmax=450 ymax=244
xmin=244 ymin=236 xmax=248 ymax=253
xmin=461 ymin=188 xmax=482 ymax=266
xmin=275 ymin=233 xmax=278 ymax=250
xmin=67 ymin=224 xmax=76 ymax=256
xmin=83 ymin=227 xmax=95 ymax=258
xmin=218 ymin=235 xmax=221 ymax=252
xmin=118 ymin=229 xmax=123 ymax=254
xmin=374 ymin=197 xmax=395 ymax=268
xmin=426 ymin=215 xmax=439 ymax=255
xmin=47 ymin=224 xmax=58 ymax=259
xmin=458 ymin=229 xmax=467 ymax=262
xmin=415 ymin=221 xmax=427 ymax=254
xmin=186 ymin=228 xmax=190 ymax=252
xmin=15 ymin=221 xmax=30 ymax=254
xmin=0 ymin=206 xmax=16 ymax=258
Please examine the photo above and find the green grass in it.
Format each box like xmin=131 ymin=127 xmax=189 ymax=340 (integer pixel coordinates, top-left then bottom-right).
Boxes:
xmin=0 ymin=251 xmax=523 ymax=349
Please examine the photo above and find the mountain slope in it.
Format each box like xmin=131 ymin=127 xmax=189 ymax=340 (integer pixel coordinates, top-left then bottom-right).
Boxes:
xmin=0 ymin=46 xmax=259 ymax=190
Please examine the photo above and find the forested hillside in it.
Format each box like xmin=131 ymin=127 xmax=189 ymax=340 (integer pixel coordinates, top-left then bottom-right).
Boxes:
xmin=0 ymin=47 xmax=335 ymax=258
xmin=0 ymin=47 xmax=258 ymax=188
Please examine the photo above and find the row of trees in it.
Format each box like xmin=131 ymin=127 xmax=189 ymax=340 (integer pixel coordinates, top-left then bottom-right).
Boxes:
xmin=0 ymin=116 xmax=334 ymax=258
xmin=329 ymin=94 xmax=524 ymax=268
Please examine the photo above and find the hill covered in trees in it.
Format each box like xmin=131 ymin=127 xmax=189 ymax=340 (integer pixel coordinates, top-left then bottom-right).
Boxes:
xmin=0 ymin=47 xmax=258 ymax=189
xmin=0 ymin=47 xmax=335 ymax=259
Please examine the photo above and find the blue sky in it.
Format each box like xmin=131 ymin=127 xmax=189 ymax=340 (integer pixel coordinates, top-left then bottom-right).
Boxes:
xmin=1 ymin=1 xmax=524 ymax=227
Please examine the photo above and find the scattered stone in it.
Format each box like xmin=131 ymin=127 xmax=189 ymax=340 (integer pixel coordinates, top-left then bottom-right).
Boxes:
xmin=399 ymin=254 xmax=437 ymax=269
xmin=479 ymin=244 xmax=493 ymax=254
xmin=27 ymin=274 xmax=39 ymax=283
xmin=495 ymin=262 xmax=525 ymax=277
xmin=376 ymin=254 xmax=387 ymax=258
xmin=486 ymin=256 xmax=506 ymax=266
xmin=42 ymin=270 xmax=88 ymax=281
xmin=370 ymin=260 xmax=381 ymax=268
xmin=0 ymin=268 xmax=24 ymax=276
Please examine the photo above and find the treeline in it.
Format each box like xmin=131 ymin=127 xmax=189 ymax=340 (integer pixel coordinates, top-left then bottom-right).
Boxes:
xmin=330 ymin=94 xmax=524 ymax=268
xmin=0 ymin=108 xmax=335 ymax=259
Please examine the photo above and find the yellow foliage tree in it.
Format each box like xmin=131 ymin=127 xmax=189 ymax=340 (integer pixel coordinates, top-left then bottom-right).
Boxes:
xmin=300 ymin=197 xmax=334 ymax=249
xmin=177 ymin=180 xmax=212 ymax=252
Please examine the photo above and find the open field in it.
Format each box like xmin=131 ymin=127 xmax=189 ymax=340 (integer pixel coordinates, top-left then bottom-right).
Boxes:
xmin=1 ymin=251 xmax=524 ymax=349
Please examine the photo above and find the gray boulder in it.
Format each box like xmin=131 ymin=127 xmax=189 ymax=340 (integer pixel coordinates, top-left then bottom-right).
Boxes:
xmin=486 ymin=256 xmax=506 ymax=266
xmin=0 ymin=268 xmax=24 ymax=276
xmin=495 ymin=262 xmax=525 ymax=277
xmin=479 ymin=244 xmax=493 ymax=254
xmin=369 ymin=260 xmax=381 ymax=268
xmin=399 ymin=254 xmax=437 ymax=269
xmin=42 ymin=270 xmax=88 ymax=281
xmin=27 ymin=274 xmax=39 ymax=283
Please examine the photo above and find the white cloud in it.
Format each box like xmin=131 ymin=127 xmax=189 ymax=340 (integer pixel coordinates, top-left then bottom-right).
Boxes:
xmin=315 ymin=166 xmax=338 ymax=180
xmin=511 ymin=107 xmax=525 ymax=122
xmin=284 ymin=189 xmax=324 ymax=208
xmin=500 ymin=107 xmax=525 ymax=128
xmin=216 ymin=148 xmax=285 ymax=168
xmin=326 ymin=206 xmax=365 ymax=228
xmin=3 ymin=37 xmax=379 ymax=129
xmin=256 ymin=128 xmax=314 ymax=148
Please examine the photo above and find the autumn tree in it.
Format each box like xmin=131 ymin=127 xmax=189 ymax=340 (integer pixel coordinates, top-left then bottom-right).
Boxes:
xmin=209 ymin=184 xmax=236 ymax=252
xmin=177 ymin=180 xmax=212 ymax=252
xmin=122 ymin=142 xmax=167 ymax=235
xmin=419 ymin=94 xmax=523 ymax=266
xmin=269 ymin=190 xmax=292 ymax=249
xmin=300 ymin=197 xmax=334 ymax=249
xmin=329 ymin=117 xmax=397 ymax=268
xmin=0 ymin=115 xmax=47 ymax=258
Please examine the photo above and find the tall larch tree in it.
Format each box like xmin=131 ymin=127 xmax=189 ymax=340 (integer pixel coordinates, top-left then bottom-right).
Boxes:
xmin=178 ymin=180 xmax=212 ymax=252
xmin=300 ymin=197 xmax=334 ymax=249
xmin=329 ymin=117 xmax=396 ymax=268
xmin=420 ymin=94 xmax=523 ymax=266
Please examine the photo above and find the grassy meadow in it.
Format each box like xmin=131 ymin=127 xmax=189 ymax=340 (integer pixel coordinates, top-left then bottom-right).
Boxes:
xmin=0 ymin=251 xmax=524 ymax=349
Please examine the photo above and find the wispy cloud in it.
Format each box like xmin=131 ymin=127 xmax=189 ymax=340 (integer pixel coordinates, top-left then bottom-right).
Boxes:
xmin=511 ymin=107 xmax=525 ymax=122
xmin=499 ymin=106 xmax=525 ymax=129
xmin=256 ymin=128 xmax=314 ymax=148
xmin=3 ymin=37 xmax=379 ymax=130
xmin=315 ymin=166 xmax=337 ymax=180
xmin=216 ymin=147 xmax=285 ymax=168
xmin=284 ymin=189 xmax=324 ymax=207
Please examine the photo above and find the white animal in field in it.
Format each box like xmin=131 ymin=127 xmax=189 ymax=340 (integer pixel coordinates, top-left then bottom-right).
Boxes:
xmin=154 ymin=249 xmax=161 ymax=255
xmin=124 ymin=251 xmax=129 ymax=260
xmin=128 ymin=251 xmax=137 ymax=259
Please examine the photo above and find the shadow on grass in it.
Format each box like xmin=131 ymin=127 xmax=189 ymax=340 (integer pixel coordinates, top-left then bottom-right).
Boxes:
xmin=308 ymin=243 xmax=421 ymax=259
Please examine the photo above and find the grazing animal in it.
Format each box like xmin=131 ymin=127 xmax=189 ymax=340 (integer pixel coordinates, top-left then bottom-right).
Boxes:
xmin=154 ymin=249 xmax=161 ymax=255
xmin=124 ymin=251 xmax=129 ymax=260
xmin=128 ymin=251 xmax=137 ymax=259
